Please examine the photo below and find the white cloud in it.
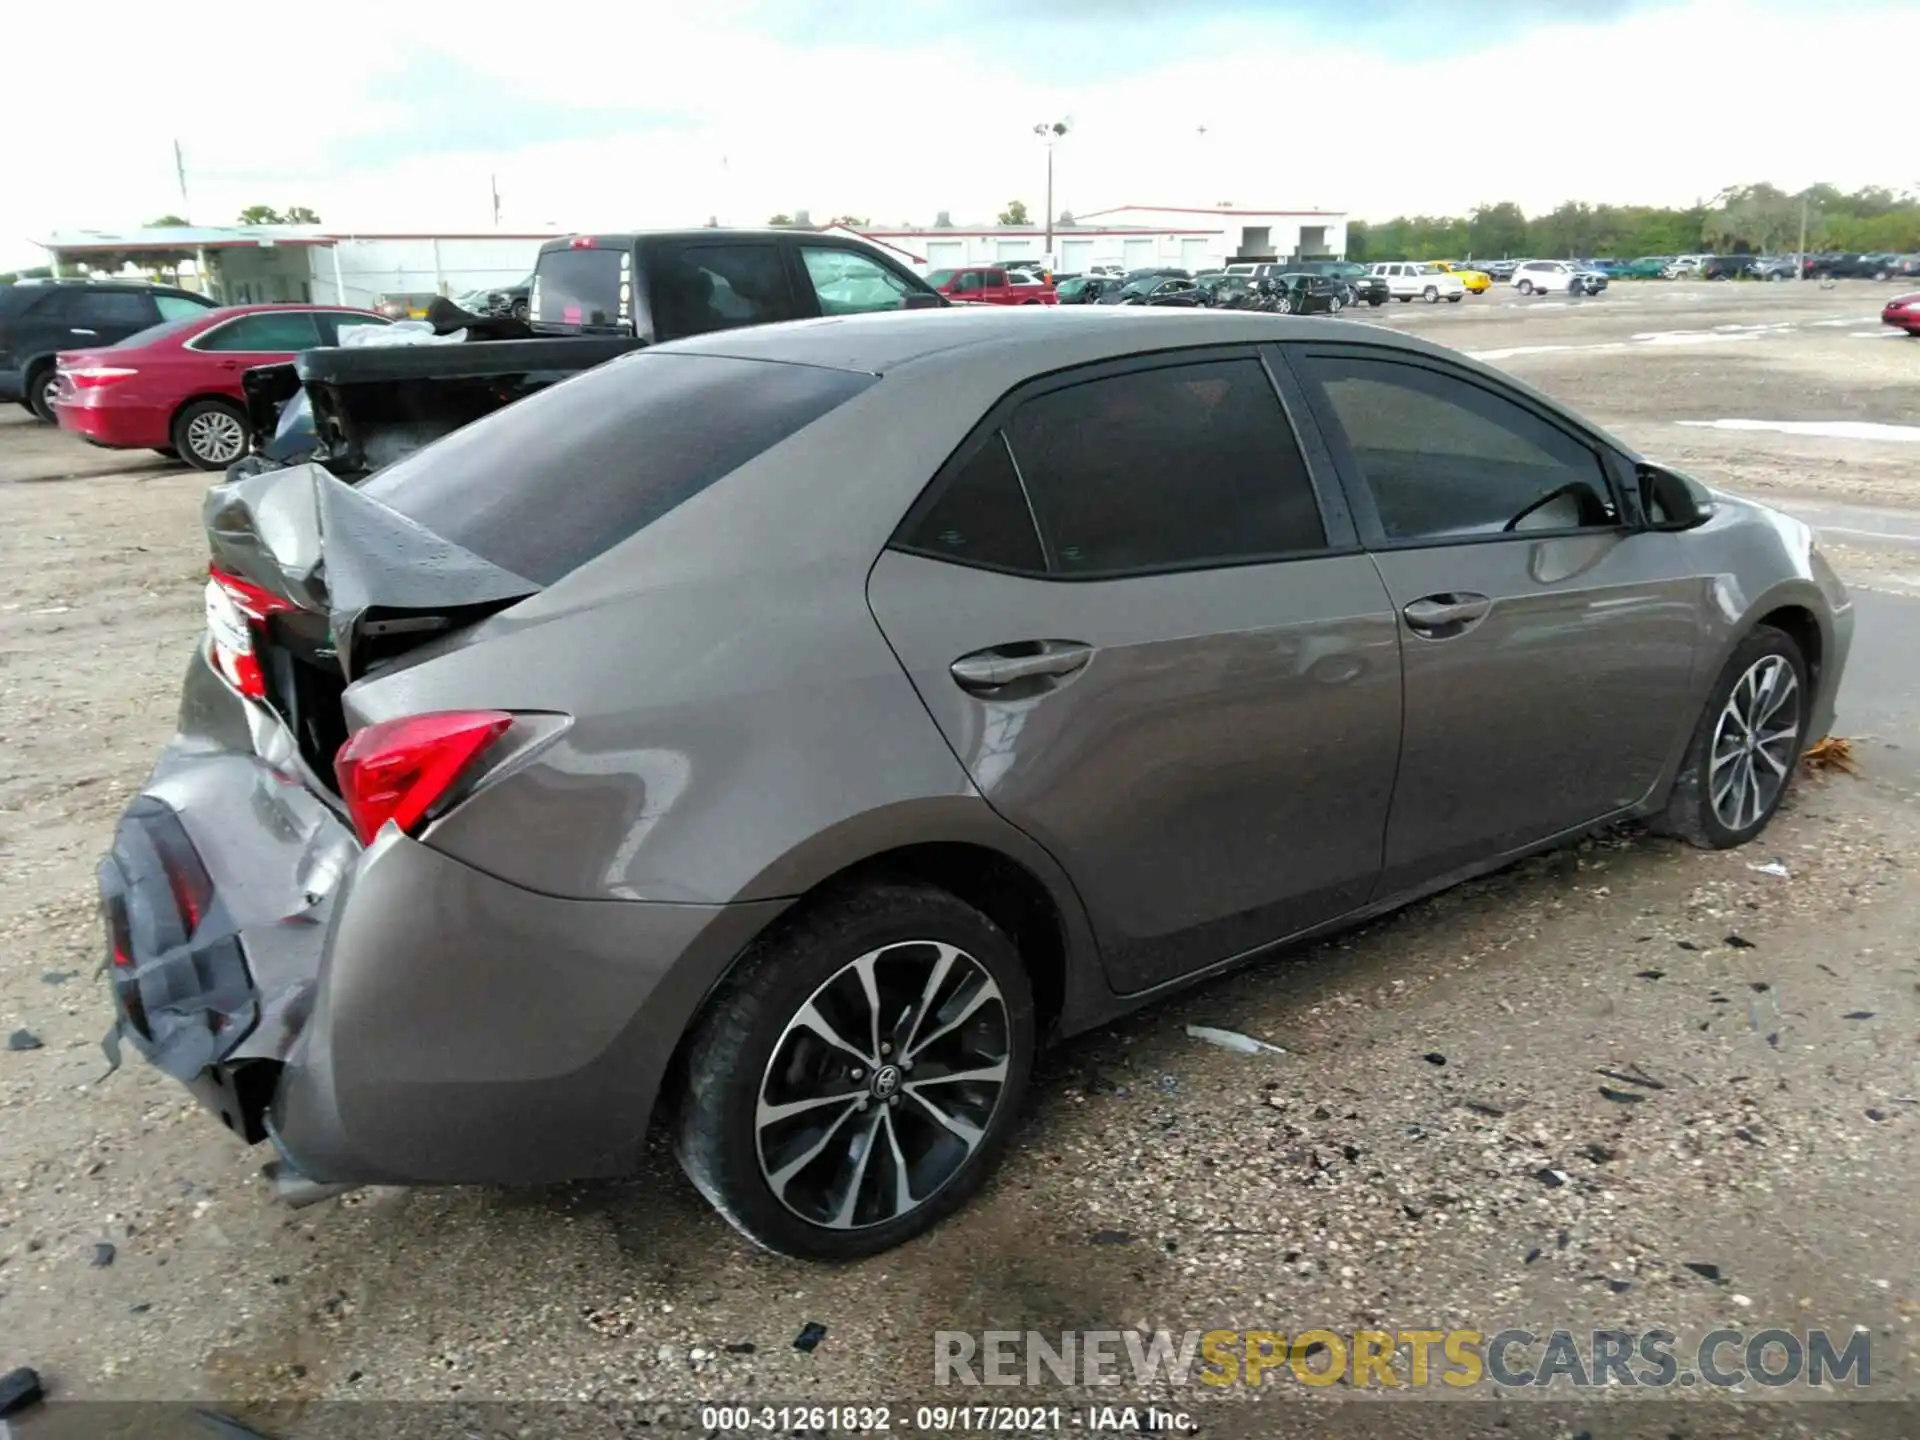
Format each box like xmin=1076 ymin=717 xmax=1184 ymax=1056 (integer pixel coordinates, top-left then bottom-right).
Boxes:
xmin=3 ymin=0 xmax=1912 ymax=272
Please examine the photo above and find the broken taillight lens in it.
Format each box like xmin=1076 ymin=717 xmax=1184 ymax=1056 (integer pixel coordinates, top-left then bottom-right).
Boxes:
xmin=207 ymin=566 xmax=293 ymax=700
xmin=334 ymin=711 xmax=514 ymax=846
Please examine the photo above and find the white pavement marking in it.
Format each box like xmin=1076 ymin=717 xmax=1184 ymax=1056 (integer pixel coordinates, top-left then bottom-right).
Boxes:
xmin=1678 ymin=419 xmax=1920 ymax=443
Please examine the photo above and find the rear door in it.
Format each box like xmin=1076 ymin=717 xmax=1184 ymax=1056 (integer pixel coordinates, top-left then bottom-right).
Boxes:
xmin=1283 ymin=342 xmax=1701 ymax=896
xmin=868 ymin=347 xmax=1403 ymax=994
xmin=190 ymin=311 xmax=327 ymax=391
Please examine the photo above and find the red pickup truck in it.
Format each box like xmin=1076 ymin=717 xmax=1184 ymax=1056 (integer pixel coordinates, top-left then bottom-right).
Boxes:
xmin=925 ymin=265 xmax=1057 ymax=305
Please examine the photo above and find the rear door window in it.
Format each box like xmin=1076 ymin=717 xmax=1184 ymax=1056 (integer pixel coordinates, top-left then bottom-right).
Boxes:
xmin=649 ymin=242 xmax=796 ymax=337
xmin=193 ymin=311 xmax=326 ymax=351
xmin=74 ymin=290 xmax=159 ymax=331
xmin=1002 ymin=357 xmax=1328 ymax=576
xmin=359 ymin=353 xmax=877 ymax=585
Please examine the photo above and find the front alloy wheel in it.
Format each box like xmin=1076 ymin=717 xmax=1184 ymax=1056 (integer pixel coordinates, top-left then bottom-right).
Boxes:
xmin=1656 ymin=626 xmax=1809 ymax=849
xmin=674 ymin=882 xmax=1034 ymax=1259
xmin=1707 ymin=654 xmax=1802 ymax=833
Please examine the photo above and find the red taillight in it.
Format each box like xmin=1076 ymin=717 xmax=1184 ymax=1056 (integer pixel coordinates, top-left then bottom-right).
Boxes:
xmin=64 ymin=365 xmax=139 ymax=389
xmin=210 ymin=566 xmax=292 ymax=623
xmin=208 ymin=566 xmax=294 ymax=701
xmin=568 ymin=235 xmax=595 ymax=249
xmin=334 ymin=711 xmax=514 ymax=845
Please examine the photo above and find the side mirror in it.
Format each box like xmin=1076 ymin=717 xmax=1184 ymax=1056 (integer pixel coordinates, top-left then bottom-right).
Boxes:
xmin=903 ymin=292 xmax=946 ymax=310
xmin=1637 ymin=463 xmax=1715 ymax=531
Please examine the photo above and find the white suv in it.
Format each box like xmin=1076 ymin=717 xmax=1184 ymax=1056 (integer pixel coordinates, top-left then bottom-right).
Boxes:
xmin=1512 ymin=260 xmax=1598 ymax=296
xmin=1367 ymin=262 xmax=1466 ymax=304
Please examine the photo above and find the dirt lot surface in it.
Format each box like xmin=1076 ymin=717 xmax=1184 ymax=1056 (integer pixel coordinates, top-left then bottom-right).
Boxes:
xmin=1 ymin=283 xmax=1916 ymax=1438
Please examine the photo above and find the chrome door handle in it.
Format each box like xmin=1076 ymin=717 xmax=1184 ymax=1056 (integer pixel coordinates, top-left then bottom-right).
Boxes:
xmin=950 ymin=641 xmax=1094 ymax=692
xmin=1402 ymin=594 xmax=1492 ymax=632
xmin=70 ymin=328 xmax=98 ymax=336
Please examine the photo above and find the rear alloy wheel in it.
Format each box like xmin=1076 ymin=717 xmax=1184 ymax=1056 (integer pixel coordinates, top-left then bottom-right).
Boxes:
xmin=1274 ymin=294 xmax=1295 ymax=314
xmin=1654 ymin=626 xmax=1809 ymax=849
xmin=27 ymin=366 xmax=58 ymax=423
xmin=1517 ymin=279 xmax=1536 ymax=296
xmin=172 ymin=399 xmax=248 ymax=471
xmin=1423 ymin=285 xmax=1439 ymax=303
xmin=674 ymin=881 xmax=1035 ymax=1259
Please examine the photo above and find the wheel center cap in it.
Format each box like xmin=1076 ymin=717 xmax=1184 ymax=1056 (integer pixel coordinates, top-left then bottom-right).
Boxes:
xmin=870 ymin=1064 xmax=902 ymax=1099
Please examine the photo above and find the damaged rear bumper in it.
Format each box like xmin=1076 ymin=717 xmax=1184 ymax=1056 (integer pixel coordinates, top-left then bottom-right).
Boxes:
xmin=100 ymin=643 xmax=787 ymax=1189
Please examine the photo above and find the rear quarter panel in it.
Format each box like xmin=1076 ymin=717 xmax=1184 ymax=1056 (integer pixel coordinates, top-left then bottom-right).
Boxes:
xmin=342 ymin=359 xmax=1092 ymax=909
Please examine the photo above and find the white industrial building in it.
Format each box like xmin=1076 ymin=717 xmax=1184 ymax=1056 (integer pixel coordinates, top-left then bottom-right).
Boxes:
xmin=33 ymin=226 xmax=557 ymax=309
xmin=858 ymin=204 xmax=1348 ymax=275
xmin=33 ymin=202 xmax=1347 ymax=307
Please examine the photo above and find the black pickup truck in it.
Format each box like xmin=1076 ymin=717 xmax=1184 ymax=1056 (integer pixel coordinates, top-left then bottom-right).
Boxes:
xmin=240 ymin=228 xmax=946 ymax=480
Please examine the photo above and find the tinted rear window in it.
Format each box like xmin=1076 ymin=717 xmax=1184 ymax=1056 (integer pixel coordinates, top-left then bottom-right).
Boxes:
xmin=359 ymin=352 xmax=876 ymax=584
xmin=533 ymin=248 xmax=627 ymax=331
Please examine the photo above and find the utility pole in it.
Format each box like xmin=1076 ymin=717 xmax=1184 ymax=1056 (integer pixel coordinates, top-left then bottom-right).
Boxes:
xmin=1033 ymin=119 xmax=1070 ymax=263
xmin=490 ymin=173 xmax=501 ymax=227
xmin=1796 ymin=193 xmax=1810 ymax=280
xmin=173 ymin=139 xmax=190 ymax=221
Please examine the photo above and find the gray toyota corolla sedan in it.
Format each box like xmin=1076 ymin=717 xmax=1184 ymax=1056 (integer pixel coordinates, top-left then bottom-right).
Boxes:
xmin=100 ymin=306 xmax=1852 ymax=1259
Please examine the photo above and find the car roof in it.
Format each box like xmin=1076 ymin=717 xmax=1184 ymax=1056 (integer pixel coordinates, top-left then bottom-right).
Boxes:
xmin=659 ymin=305 xmax=1438 ymax=377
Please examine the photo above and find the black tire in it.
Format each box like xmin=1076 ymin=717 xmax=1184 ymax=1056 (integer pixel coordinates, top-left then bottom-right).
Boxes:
xmin=26 ymin=364 xmax=58 ymax=423
xmin=673 ymin=881 xmax=1036 ymax=1260
xmin=1423 ymin=285 xmax=1439 ymax=303
xmin=1446 ymin=293 xmax=1462 ymax=303
xmin=1653 ymin=626 xmax=1810 ymax=850
xmin=1397 ymin=295 xmax=1411 ymax=303
xmin=1368 ymin=297 xmax=1384 ymax=307
xmin=1517 ymin=279 xmax=1535 ymax=296
xmin=171 ymin=398 xmax=249 ymax=472
xmin=151 ymin=446 xmax=179 ymax=459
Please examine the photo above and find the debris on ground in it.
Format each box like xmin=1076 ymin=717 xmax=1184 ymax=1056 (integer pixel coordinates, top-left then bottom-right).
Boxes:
xmin=1684 ymin=1262 xmax=1726 ymax=1284
xmin=1598 ymin=1087 xmax=1647 ymax=1104
xmin=6 ymin=1029 xmax=44 ymax=1051
xmin=1842 ymin=1011 xmax=1876 ymax=1020
xmin=1423 ymin=1052 xmax=1447 ymax=1066
xmin=1596 ymin=1064 xmax=1666 ymax=1091
xmin=1724 ymin=934 xmax=1756 ymax=949
xmin=1802 ymin=736 xmax=1858 ymax=775
xmin=1635 ymin=969 xmax=1666 ymax=980
xmin=91 ymin=1241 xmax=116 ymax=1268
xmin=195 ymin=1411 xmax=277 ymax=1440
xmin=1535 ymin=1168 xmax=1569 ymax=1189
xmin=1089 ymin=1229 xmax=1136 ymax=1246
xmin=1184 ymin=1024 xmax=1285 ymax=1056
xmin=0 ymin=1367 xmax=44 ymax=1418
xmin=793 ymin=1322 xmax=828 ymax=1354
xmin=1747 ymin=861 xmax=1792 ymax=878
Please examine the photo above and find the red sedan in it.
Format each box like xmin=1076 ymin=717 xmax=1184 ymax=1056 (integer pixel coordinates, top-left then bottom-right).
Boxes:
xmin=53 ymin=304 xmax=389 ymax=470
xmin=1883 ymin=292 xmax=1920 ymax=337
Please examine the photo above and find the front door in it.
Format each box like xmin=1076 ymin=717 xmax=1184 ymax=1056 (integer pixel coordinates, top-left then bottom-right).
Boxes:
xmin=868 ymin=348 xmax=1403 ymax=994
xmin=1285 ymin=344 xmax=1702 ymax=895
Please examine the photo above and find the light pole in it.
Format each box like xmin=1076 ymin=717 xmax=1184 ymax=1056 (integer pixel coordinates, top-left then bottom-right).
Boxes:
xmin=1033 ymin=119 xmax=1070 ymax=263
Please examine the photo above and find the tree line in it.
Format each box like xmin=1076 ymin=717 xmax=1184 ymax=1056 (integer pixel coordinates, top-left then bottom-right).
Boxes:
xmin=1349 ymin=184 xmax=1919 ymax=262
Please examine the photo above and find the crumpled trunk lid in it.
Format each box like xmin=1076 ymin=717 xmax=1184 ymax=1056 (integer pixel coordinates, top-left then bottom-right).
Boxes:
xmin=203 ymin=460 xmax=540 ymax=683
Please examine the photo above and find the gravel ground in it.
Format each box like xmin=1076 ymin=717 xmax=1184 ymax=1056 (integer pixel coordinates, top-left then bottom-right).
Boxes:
xmin=1 ymin=284 xmax=1916 ymax=1437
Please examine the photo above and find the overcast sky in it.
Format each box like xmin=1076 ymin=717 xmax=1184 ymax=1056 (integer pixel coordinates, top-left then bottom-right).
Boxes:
xmin=3 ymin=0 xmax=1911 ymax=270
